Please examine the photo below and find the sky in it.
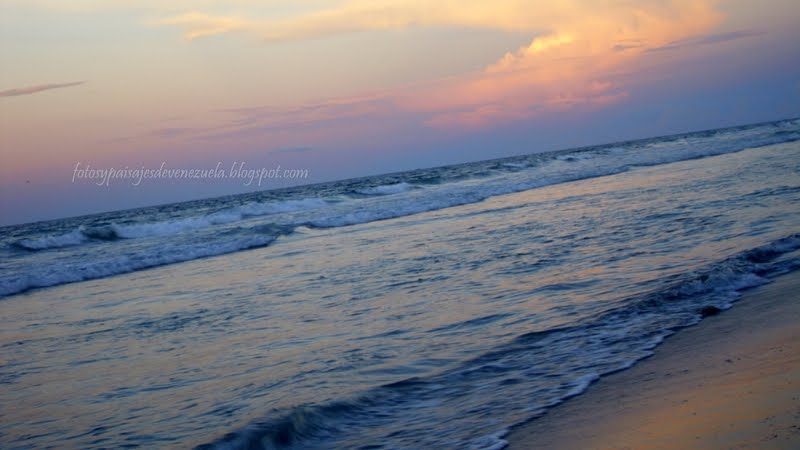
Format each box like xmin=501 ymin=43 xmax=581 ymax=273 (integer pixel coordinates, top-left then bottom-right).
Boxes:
xmin=1 ymin=0 xmax=799 ymax=226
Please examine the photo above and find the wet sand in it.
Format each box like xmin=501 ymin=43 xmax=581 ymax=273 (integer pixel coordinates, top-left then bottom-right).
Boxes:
xmin=506 ymin=270 xmax=800 ymax=449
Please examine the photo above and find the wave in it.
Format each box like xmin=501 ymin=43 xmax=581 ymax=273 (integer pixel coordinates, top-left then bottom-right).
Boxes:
xmin=310 ymin=122 xmax=799 ymax=227
xmin=355 ymin=182 xmax=416 ymax=196
xmin=196 ymin=235 xmax=800 ymax=449
xmin=111 ymin=198 xmax=328 ymax=239
xmin=0 ymin=227 xmax=293 ymax=298
xmin=4 ymin=119 xmax=799 ymax=295
xmin=13 ymin=198 xmax=329 ymax=251
xmin=555 ymin=152 xmax=596 ymax=162
xmin=109 ymin=217 xmax=233 ymax=240
xmin=235 ymin=198 xmax=330 ymax=217
xmin=14 ymin=229 xmax=88 ymax=250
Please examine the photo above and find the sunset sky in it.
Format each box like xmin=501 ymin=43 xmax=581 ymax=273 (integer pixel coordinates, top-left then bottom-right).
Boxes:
xmin=1 ymin=0 xmax=799 ymax=225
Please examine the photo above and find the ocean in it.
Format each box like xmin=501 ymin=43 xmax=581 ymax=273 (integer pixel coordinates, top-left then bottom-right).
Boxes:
xmin=1 ymin=118 xmax=799 ymax=449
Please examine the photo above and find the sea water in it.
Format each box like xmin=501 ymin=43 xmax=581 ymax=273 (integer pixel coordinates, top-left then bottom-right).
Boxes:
xmin=1 ymin=119 xmax=799 ymax=448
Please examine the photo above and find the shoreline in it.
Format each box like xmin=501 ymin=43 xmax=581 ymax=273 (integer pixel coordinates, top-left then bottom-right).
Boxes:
xmin=505 ymin=270 xmax=800 ymax=449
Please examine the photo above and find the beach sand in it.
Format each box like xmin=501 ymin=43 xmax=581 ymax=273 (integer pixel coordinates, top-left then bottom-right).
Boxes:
xmin=506 ymin=270 xmax=800 ymax=450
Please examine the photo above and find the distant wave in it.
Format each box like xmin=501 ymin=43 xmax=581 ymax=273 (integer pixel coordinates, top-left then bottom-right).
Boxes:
xmin=309 ymin=122 xmax=800 ymax=228
xmin=14 ymin=229 xmax=89 ymax=250
xmin=355 ymin=182 xmax=416 ymax=196
xmin=234 ymin=198 xmax=330 ymax=217
xmin=111 ymin=198 xmax=329 ymax=239
xmin=1 ymin=231 xmax=289 ymax=298
xmin=17 ymin=120 xmax=800 ymax=253
xmin=3 ymin=119 xmax=799 ymax=297
xmin=555 ymin=153 xmax=595 ymax=162
xmin=13 ymin=198 xmax=329 ymax=251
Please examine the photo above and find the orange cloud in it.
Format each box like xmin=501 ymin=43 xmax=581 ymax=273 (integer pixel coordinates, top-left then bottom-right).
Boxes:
xmin=392 ymin=0 xmax=722 ymax=128
xmin=156 ymin=1 xmax=720 ymax=43
xmin=151 ymin=1 xmax=725 ymax=132
xmin=157 ymin=1 xmax=541 ymax=41
xmin=157 ymin=12 xmax=250 ymax=40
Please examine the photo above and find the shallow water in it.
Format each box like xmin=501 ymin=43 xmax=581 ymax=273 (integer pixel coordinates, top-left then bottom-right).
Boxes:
xmin=1 ymin=124 xmax=799 ymax=449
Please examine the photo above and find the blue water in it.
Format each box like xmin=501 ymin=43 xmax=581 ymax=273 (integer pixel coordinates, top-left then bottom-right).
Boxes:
xmin=1 ymin=119 xmax=799 ymax=449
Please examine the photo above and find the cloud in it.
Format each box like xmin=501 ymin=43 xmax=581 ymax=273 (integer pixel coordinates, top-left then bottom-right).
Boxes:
xmin=155 ymin=0 xmax=723 ymax=46
xmin=214 ymin=95 xmax=396 ymax=133
xmin=141 ymin=93 xmax=397 ymax=145
xmin=649 ymin=29 xmax=765 ymax=52
xmin=0 ymin=81 xmax=85 ymax=98
xmin=156 ymin=1 xmax=540 ymax=41
xmin=157 ymin=13 xmax=250 ymax=40
xmin=613 ymin=40 xmax=644 ymax=52
xmin=148 ymin=1 xmax=726 ymax=132
xmin=392 ymin=0 xmax=722 ymax=127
